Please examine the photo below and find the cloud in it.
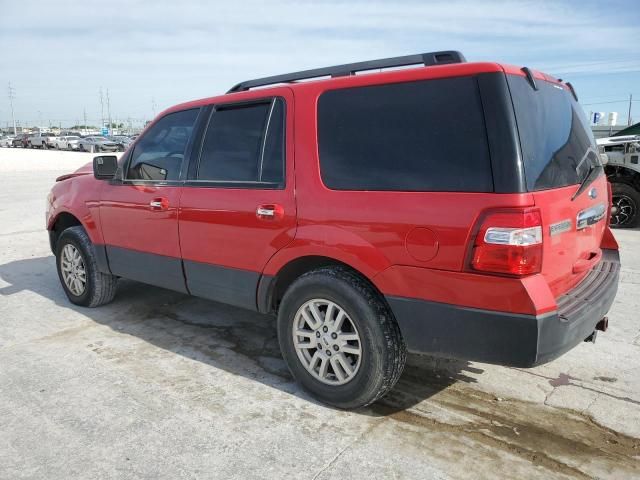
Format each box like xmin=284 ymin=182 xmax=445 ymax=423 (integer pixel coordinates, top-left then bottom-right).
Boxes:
xmin=1 ymin=0 xmax=638 ymax=124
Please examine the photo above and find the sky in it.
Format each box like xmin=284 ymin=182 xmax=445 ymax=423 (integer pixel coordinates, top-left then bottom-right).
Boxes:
xmin=1 ymin=0 xmax=639 ymax=128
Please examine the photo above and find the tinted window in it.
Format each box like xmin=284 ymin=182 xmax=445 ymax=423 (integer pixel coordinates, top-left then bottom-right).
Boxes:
xmin=507 ymin=75 xmax=598 ymax=191
xmin=127 ymin=108 xmax=198 ymax=181
xmin=197 ymin=99 xmax=284 ymax=185
xmin=317 ymin=77 xmax=493 ymax=191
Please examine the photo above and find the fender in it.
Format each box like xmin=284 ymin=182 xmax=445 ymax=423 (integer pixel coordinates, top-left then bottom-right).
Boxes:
xmin=47 ymin=174 xmax=106 ymax=246
xmin=262 ymin=224 xmax=392 ymax=283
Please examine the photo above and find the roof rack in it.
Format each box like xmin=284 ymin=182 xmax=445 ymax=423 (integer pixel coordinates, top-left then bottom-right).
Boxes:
xmin=227 ymin=50 xmax=466 ymax=93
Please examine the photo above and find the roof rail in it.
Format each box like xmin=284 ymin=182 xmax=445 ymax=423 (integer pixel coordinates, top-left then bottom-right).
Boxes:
xmin=227 ymin=50 xmax=466 ymax=93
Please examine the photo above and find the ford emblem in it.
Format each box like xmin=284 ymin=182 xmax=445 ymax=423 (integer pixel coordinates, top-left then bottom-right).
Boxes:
xmin=588 ymin=187 xmax=598 ymax=199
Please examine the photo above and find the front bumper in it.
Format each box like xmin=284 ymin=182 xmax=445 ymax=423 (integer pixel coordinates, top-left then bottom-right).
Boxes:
xmin=386 ymin=249 xmax=620 ymax=367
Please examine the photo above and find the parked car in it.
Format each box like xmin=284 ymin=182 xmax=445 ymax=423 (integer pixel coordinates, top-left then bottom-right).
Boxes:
xmin=46 ymin=51 xmax=620 ymax=409
xmin=54 ymin=136 xmax=81 ymax=150
xmin=597 ymin=135 xmax=640 ymax=228
xmin=29 ymin=132 xmax=57 ymax=149
xmin=77 ymin=136 xmax=119 ymax=153
xmin=0 ymin=135 xmax=15 ymax=147
xmin=12 ymin=134 xmax=30 ymax=148
xmin=108 ymin=135 xmax=133 ymax=151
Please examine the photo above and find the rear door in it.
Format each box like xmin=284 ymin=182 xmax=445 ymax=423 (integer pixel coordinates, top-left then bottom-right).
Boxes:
xmin=507 ymin=74 xmax=607 ymax=296
xmin=178 ymin=90 xmax=296 ymax=309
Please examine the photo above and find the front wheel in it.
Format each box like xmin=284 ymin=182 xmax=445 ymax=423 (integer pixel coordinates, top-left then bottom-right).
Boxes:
xmin=55 ymin=226 xmax=118 ymax=307
xmin=277 ymin=267 xmax=406 ymax=409
xmin=610 ymin=182 xmax=640 ymax=228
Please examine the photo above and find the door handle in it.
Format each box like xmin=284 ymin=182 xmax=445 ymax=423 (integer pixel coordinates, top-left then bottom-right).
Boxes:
xmin=256 ymin=204 xmax=284 ymax=220
xmin=149 ymin=197 xmax=169 ymax=210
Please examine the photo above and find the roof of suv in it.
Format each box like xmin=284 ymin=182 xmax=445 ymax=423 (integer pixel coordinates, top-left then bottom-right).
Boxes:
xmin=162 ymin=50 xmax=567 ymax=117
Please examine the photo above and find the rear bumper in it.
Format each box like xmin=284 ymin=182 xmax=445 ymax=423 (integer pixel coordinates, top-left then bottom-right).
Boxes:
xmin=386 ymin=249 xmax=620 ymax=367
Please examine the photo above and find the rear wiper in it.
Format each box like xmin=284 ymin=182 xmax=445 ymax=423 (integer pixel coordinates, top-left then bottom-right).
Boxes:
xmin=572 ymin=159 xmax=602 ymax=201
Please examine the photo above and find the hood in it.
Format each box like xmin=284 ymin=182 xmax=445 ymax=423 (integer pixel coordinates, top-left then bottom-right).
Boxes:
xmin=55 ymin=161 xmax=93 ymax=182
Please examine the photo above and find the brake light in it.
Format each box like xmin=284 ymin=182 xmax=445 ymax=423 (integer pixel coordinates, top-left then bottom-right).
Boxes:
xmin=471 ymin=209 xmax=543 ymax=276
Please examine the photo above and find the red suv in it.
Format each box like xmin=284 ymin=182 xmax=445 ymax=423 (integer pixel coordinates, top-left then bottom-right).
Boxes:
xmin=46 ymin=51 xmax=620 ymax=408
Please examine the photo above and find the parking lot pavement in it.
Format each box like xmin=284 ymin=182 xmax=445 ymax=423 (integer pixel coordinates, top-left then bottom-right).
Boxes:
xmin=1 ymin=148 xmax=639 ymax=479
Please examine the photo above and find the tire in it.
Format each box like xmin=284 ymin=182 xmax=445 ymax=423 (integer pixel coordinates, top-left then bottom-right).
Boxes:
xmin=277 ymin=267 xmax=406 ymax=409
xmin=79 ymin=144 xmax=85 ymax=152
xmin=610 ymin=182 xmax=640 ymax=228
xmin=55 ymin=226 xmax=118 ymax=307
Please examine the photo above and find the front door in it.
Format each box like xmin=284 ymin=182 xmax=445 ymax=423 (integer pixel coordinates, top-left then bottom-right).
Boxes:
xmin=179 ymin=91 xmax=296 ymax=309
xmin=99 ymin=107 xmax=201 ymax=292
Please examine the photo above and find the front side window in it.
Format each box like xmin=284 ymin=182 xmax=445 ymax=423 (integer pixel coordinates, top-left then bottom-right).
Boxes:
xmin=127 ymin=108 xmax=199 ymax=181
xmin=196 ymin=98 xmax=285 ymax=186
xmin=317 ymin=76 xmax=493 ymax=192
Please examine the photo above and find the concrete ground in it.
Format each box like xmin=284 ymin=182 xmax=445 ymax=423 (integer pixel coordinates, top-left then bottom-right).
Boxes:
xmin=0 ymin=147 xmax=638 ymax=480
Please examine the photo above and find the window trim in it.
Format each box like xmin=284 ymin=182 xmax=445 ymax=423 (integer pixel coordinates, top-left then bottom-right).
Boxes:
xmin=120 ymin=107 xmax=203 ymax=185
xmin=187 ymin=96 xmax=286 ymax=190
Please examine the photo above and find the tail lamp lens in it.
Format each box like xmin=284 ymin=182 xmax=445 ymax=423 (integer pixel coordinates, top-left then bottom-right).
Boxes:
xmin=471 ymin=209 xmax=543 ymax=276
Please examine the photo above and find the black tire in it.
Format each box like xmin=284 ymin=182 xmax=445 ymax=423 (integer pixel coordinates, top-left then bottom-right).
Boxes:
xmin=610 ymin=182 xmax=640 ymax=228
xmin=79 ymin=144 xmax=85 ymax=152
xmin=277 ymin=267 xmax=406 ymax=409
xmin=55 ymin=226 xmax=118 ymax=307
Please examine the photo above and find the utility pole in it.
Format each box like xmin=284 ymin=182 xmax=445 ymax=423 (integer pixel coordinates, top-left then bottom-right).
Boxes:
xmin=99 ymin=87 xmax=105 ymax=130
xmin=7 ymin=82 xmax=17 ymax=135
xmin=628 ymin=94 xmax=633 ymax=126
xmin=106 ymin=88 xmax=112 ymax=134
xmin=151 ymin=97 xmax=157 ymax=119
xmin=83 ymin=108 xmax=87 ymax=135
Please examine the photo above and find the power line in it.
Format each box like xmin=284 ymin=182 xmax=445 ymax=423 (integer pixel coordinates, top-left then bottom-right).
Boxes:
xmin=582 ymin=99 xmax=640 ymax=106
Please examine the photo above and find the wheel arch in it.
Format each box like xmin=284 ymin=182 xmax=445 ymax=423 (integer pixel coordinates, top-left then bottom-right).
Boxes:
xmin=48 ymin=211 xmax=83 ymax=254
xmin=605 ymin=164 xmax=640 ymax=190
xmin=258 ymin=254 xmax=387 ymax=314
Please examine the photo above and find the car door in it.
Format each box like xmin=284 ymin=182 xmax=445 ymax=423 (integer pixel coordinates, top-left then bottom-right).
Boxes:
xmin=98 ymin=107 xmax=202 ymax=292
xmin=179 ymin=90 xmax=296 ymax=309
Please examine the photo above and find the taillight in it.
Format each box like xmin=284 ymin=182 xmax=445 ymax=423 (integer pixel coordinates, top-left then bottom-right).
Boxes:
xmin=471 ymin=208 xmax=543 ymax=276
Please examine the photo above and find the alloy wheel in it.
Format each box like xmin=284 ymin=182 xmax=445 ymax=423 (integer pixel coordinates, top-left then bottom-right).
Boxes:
xmin=60 ymin=244 xmax=87 ymax=296
xmin=292 ymin=298 xmax=362 ymax=385
xmin=611 ymin=194 xmax=636 ymax=227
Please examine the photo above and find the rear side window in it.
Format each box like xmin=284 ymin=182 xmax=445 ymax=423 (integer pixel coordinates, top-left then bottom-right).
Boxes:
xmin=197 ymin=98 xmax=285 ymax=186
xmin=127 ymin=108 xmax=199 ymax=181
xmin=507 ymin=75 xmax=597 ymax=191
xmin=317 ymin=77 xmax=493 ymax=191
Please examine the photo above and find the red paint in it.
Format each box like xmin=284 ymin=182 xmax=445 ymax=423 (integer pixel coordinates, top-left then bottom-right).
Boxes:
xmin=45 ymin=60 xmax=617 ymax=319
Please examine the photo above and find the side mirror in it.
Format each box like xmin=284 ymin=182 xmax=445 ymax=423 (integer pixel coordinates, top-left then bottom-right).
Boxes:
xmin=93 ymin=155 xmax=118 ymax=180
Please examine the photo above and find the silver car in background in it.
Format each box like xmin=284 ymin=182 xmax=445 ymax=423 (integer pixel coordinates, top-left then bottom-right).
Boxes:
xmin=77 ymin=136 xmax=120 ymax=153
xmin=54 ymin=136 xmax=81 ymax=150
xmin=0 ymin=135 xmax=15 ymax=147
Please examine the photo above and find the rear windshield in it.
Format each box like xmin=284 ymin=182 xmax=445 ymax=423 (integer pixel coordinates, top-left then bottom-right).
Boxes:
xmin=507 ymin=75 xmax=598 ymax=191
xmin=317 ymin=76 xmax=493 ymax=192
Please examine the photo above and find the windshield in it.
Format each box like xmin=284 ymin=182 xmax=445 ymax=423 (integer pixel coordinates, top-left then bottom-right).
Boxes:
xmin=507 ymin=75 xmax=599 ymax=191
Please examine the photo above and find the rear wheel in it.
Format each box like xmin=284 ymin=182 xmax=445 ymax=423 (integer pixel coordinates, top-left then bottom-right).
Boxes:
xmin=610 ymin=182 xmax=640 ymax=228
xmin=277 ymin=267 xmax=406 ymax=409
xmin=55 ymin=226 xmax=118 ymax=307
